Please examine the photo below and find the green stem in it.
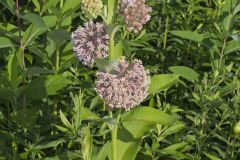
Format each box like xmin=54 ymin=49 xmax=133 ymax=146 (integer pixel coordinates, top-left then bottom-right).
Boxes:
xmin=55 ymin=48 xmax=60 ymax=70
xmin=16 ymin=0 xmax=25 ymax=69
xmin=163 ymin=16 xmax=169 ymax=49
xmin=111 ymin=121 xmax=118 ymax=160
xmin=60 ymin=0 xmax=64 ymax=8
xmin=108 ymin=110 xmax=118 ymax=160
xmin=218 ymin=38 xmax=227 ymax=72
xmin=106 ymin=0 xmax=117 ymax=24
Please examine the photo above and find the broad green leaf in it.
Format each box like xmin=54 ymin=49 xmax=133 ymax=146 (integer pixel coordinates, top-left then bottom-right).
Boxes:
xmin=82 ymin=107 xmax=100 ymax=120
xmin=121 ymin=108 xmax=176 ymax=138
xmin=43 ymin=15 xmax=57 ymax=28
xmin=48 ymin=30 xmax=70 ymax=47
xmin=0 ymin=37 xmax=17 ymax=48
xmin=169 ymin=66 xmax=200 ymax=82
xmin=224 ymin=40 xmax=240 ymax=54
xmin=222 ymin=0 xmax=237 ymax=12
xmin=21 ymin=13 xmax=47 ymax=29
xmin=116 ymin=135 xmax=140 ymax=160
xmin=203 ymin=152 xmax=222 ymax=160
xmin=7 ymin=54 xmax=21 ymax=88
xmin=122 ymin=107 xmax=176 ymax=127
xmin=116 ymin=122 xmax=142 ymax=160
xmin=223 ymin=14 xmax=234 ymax=32
xmin=121 ymin=121 xmax=153 ymax=139
xmin=96 ymin=142 xmax=111 ymax=160
xmin=62 ymin=0 xmax=81 ymax=14
xmin=117 ymin=107 xmax=176 ymax=160
xmin=0 ymin=0 xmax=15 ymax=14
xmin=148 ymin=74 xmax=179 ymax=94
xmin=23 ymin=67 xmax=55 ymax=76
xmin=24 ymin=75 xmax=71 ymax=99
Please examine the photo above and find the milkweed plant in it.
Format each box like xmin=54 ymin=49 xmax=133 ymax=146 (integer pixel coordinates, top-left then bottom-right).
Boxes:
xmin=71 ymin=0 xmax=153 ymax=159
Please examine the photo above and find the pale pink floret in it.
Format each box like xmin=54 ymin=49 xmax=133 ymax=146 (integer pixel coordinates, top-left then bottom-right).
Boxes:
xmin=119 ymin=0 xmax=152 ymax=33
xmin=71 ymin=21 xmax=109 ymax=66
xmin=95 ymin=57 xmax=150 ymax=110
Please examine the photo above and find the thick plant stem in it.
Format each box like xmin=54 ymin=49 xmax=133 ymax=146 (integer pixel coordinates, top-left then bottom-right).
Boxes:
xmin=111 ymin=122 xmax=118 ymax=160
xmin=108 ymin=110 xmax=118 ymax=160
xmin=106 ymin=0 xmax=117 ymax=24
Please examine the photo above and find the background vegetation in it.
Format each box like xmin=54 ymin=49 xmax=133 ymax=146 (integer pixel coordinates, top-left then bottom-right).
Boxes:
xmin=0 ymin=0 xmax=240 ymax=159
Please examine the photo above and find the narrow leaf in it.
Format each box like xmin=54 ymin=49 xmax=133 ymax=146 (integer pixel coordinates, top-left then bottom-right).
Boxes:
xmin=204 ymin=152 xmax=222 ymax=160
xmin=59 ymin=110 xmax=72 ymax=129
xmin=170 ymin=31 xmax=204 ymax=43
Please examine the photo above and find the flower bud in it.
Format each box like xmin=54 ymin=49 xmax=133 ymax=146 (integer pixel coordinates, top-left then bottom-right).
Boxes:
xmin=82 ymin=0 xmax=103 ymax=19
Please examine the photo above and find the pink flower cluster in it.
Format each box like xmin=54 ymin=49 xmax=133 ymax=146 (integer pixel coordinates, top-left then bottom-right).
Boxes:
xmin=119 ymin=0 xmax=152 ymax=33
xmin=95 ymin=57 xmax=150 ymax=110
xmin=71 ymin=21 xmax=109 ymax=66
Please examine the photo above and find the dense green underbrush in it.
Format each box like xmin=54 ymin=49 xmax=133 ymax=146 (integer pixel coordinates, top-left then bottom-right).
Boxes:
xmin=0 ymin=0 xmax=239 ymax=159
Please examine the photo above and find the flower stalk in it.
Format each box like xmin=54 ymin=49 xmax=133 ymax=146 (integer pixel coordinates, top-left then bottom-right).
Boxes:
xmin=16 ymin=0 xmax=25 ymax=69
xmin=111 ymin=121 xmax=118 ymax=160
xmin=108 ymin=110 xmax=118 ymax=160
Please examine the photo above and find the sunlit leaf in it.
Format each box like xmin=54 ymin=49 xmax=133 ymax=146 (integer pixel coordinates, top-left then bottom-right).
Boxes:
xmin=148 ymin=74 xmax=179 ymax=94
xmin=169 ymin=66 xmax=200 ymax=82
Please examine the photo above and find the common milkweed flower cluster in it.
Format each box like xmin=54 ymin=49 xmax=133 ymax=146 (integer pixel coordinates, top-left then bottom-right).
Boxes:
xmin=71 ymin=21 xmax=109 ymax=66
xmin=119 ymin=0 xmax=152 ymax=33
xmin=81 ymin=0 xmax=103 ymax=19
xmin=95 ymin=57 xmax=150 ymax=110
xmin=72 ymin=0 xmax=151 ymax=110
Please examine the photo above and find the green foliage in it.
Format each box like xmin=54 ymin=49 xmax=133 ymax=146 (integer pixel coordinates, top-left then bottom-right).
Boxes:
xmin=0 ymin=0 xmax=240 ymax=160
